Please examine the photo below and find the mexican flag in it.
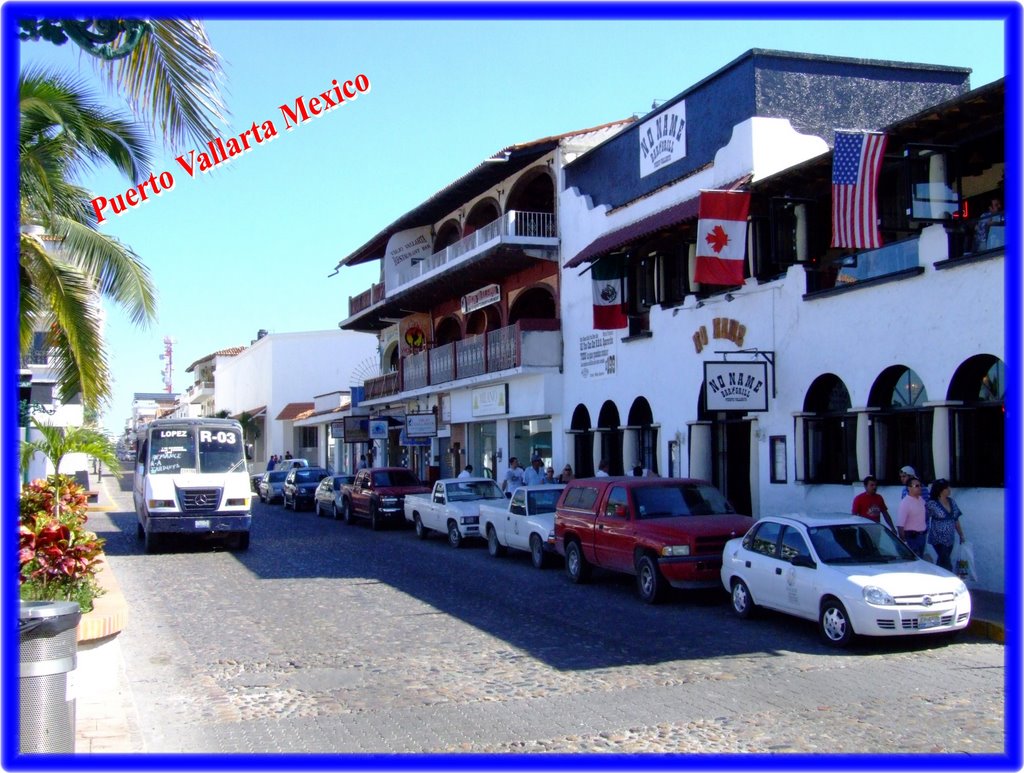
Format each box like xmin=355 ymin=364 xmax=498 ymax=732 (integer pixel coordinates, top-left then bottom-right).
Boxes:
xmin=592 ymin=255 xmax=627 ymax=330
xmin=694 ymin=190 xmax=751 ymax=286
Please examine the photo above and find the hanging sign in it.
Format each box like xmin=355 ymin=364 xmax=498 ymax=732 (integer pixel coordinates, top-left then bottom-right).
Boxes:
xmin=704 ymin=361 xmax=768 ymax=412
xmin=369 ymin=420 xmax=390 ymax=439
xmin=461 ymin=284 xmax=501 ymax=315
xmin=406 ymin=413 xmax=437 ymax=438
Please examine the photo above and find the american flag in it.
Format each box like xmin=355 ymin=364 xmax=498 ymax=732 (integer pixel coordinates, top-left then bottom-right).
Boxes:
xmin=831 ymin=131 xmax=887 ymax=249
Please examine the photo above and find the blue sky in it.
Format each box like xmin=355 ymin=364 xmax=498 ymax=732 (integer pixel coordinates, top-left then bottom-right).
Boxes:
xmin=12 ymin=6 xmax=1011 ymax=436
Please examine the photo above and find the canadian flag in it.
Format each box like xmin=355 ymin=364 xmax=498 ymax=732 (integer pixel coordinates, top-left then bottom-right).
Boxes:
xmin=694 ymin=190 xmax=751 ymax=286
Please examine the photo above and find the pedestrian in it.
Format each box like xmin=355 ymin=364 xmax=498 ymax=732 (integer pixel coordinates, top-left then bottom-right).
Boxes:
xmin=285 ymin=451 xmax=293 ymax=460
xmin=502 ymin=457 xmax=525 ymax=494
xmin=899 ymin=465 xmax=930 ymax=502
xmin=357 ymin=454 xmax=369 ymax=470
xmin=852 ymin=475 xmax=893 ymax=529
xmin=267 ymin=454 xmax=277 ymax=471
xmin=896 ymin=476 xmax=928 ymax=558
xmin=558 ymin=465 xmax=574 ymax=484
xmin=457 ymin=464 xmax=474 ymax=479
xmin=544 ymin=466 xmax=557 ymax=484
xmin=595 ymin=459 xmax=610 ymax=477
xmin=523 ymin=456 xmax=546 ymax=486
xmin=631 ymin=464 xmax=644 ymax=477
xmin=974 ymin=197 xmax=1003 ymax=251
xmin=926 ymin=479 xmax=966 ymax=572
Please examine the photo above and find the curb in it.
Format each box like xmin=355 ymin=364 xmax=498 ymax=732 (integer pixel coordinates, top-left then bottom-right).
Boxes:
xmin=967 ymin=618 xmax=1005 ymax=644
xmin=77 ymin=553 xmax=127 ymax=643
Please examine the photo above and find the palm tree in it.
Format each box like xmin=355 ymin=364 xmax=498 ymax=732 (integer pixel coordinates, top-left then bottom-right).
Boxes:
xmin=20 ymin=17 xmax=229 ymax=148
xmin=20 ymin=417 xmax=121 ymax=518
xmin=19 ymin=67 xmax=158 ymax=407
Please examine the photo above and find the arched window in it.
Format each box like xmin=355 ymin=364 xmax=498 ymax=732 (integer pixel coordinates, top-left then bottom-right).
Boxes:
xmin=949 ymin=355 xmax=1004 ymax=487
xmin=803 ymin=374 xmax=855 ymax=484
xmin=432 ymin=220 xmax=461 ymax=254
xmin=869 ymin=366 xmax=933 ymax=484
xmin=597 ymin=400 xmax=623 ymax=476
xmin=508 ymin=286 xmax=556 ymax=324
xmin=627 ymin=397 xmax=658 ymax=475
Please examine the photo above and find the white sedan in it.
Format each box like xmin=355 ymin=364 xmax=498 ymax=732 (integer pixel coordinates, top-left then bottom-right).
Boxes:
xmin=721 ymin=513 xmax=971 ymax=647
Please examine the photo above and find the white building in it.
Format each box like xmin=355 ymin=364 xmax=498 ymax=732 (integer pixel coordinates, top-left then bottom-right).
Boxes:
xmin=213 ymin=329 xmax=378 ymax=470
xmin=558 ymin=52 xmax=1005 ymax=592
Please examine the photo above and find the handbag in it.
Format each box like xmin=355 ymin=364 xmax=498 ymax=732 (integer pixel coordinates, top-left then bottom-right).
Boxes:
xmin=956 ymin=541 xmax=978 ymax=582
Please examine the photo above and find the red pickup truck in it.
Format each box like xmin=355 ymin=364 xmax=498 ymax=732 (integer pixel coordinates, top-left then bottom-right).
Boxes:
xmin=553 ymin=477 xmax=752 ymax=603
xmin=338 ymin=467 xmax=430 ymax=530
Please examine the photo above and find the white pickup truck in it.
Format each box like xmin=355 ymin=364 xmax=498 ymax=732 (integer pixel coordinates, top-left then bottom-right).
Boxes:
xmin=478 ymin=484 xmax=566 ymax=569
xmin=404 ymin=477 xmax=506 ymax=548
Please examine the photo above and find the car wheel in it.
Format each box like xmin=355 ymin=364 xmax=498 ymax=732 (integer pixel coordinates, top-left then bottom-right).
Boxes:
xmin=414 ymin=514 xmax=429 ymax=540
xmin=342 ymin=500 xmax=354 ymax=525
xmin=370 ymin=502 xmax=381 ymax=532
xmin=447 ymin=520 xmax=463 ymax=548
xmin=487 ymin=526 xmax=506 ymax=557
xmin=530 ymin=534 xmax=548 ymax=569
xmin=819 ymin=597 xmax=855 ymax=647
xmin=144 ymin=528 xmax=160 ymax=554
xmin=332 ymin=503 xmax=341 ymax=521
xmin=565 ymin=540 xmax=590 ymax=584
xmin=636 ymin=554 xmax=667 ymax=604
xmin=730 ymin=578 xmax=756 ymax=619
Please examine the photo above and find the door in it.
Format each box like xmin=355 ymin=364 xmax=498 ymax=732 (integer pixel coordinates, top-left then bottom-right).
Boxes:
xmin=593 ymin=485 xmax=635 ymax=572
xmin=776 ymin=525 xmax=818 ymax=619
xmin=712 ymin=417 xmax=752 ymax=515
xmin=506 ymin=489 xmax=529 ymax=550
xmin=741 ymin=520 xmax=787 ymax=610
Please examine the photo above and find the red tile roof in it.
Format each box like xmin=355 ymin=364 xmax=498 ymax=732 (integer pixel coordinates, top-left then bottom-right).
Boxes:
xmin=275 ymin=402 xmax=315 ymax=421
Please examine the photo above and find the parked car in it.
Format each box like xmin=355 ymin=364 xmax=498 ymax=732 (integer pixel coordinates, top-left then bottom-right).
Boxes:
xmin=277 ymin=458 xmax=309 ymax=471
xmin=404 ymin=477 xmax=506 ymax=547
xmin=338 ymin=467 xmax=430 ymax=530
xmin=554 ymin=477 xmax=752 ymax=604
xmin=282 ymin=466 xmax=330 ymax=511
xmin=258 ymin=470 xmax=288 ymax=504
xmin=314 ymin=474 xmax=356 ymax=519
xmin=721 ymin=513 xmax=972 ymax=647
xmin=479 ymin=484 xmax=566 ymax=568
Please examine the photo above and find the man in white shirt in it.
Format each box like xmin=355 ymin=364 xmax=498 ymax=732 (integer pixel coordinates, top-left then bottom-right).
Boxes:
xmin=595 ymin=459 xmax=610 ymax=477
xmin=523 ymin=457 xmax=546 ymax=486
xmin=502 ymin=457 xmax=525 ymax=494
xmin=457 ymin=465 xmax=474 ymax=479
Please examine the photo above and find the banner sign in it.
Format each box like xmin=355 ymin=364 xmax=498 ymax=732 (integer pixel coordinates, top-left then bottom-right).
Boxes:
xmin=639 ymin=101 xmax=686 ymax=178
xmin=406 ymin=413 xmax=437 ymax=438
xmin=472 ymin=384 xmax=508 ymax=417
xmin=579 ymin=331 xmax=617 ymax=380
xmin=704 ymin=361 xmax=768 ymax=412
xmin=461 ymin=284 xmax=501 ymax=315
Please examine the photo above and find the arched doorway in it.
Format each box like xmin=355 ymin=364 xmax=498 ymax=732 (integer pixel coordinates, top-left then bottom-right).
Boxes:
xmin=434 ymin=316 xmax=462 ymax=346
xmin=508 ymin=286 xmax=556 ymax=324
xmin=506 ymin=168 xmax=555 ymax=215
xmin=465 ymin=306 xmax=501 ymax=336
xmin=697 ymin=385 xmax=751 ymax=515
xmin=570 ymin=404 xmax=594 ymax=478
xmin=433 ymin=220 xmax=461 ymax=254
xmin=948 ymin=355 xmax=1004 ymax=487
xmin=802 ymin=374 xmax=855 ymax=484
xmin=464 ymin=198 xmax=501 ymax=237
xmin=627 ymin=397 xmax=658 ymax=474
xmin=597 ymin=400 xmax=623 ymax=476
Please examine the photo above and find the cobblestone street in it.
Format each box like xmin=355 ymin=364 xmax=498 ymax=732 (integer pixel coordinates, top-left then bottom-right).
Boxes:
xmin=90 ymin=480 xmax=1006 ymax=757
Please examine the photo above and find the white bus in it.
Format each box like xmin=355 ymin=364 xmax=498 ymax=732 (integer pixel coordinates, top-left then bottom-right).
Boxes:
xmin=133 ymin=418 xmax=252 ymax=552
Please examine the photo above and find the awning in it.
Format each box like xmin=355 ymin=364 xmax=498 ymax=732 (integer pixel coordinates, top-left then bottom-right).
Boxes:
xmin=563 ymin=174 xmax=752 ymax=269
xmin=231 ymin=405 xmax=266 ymax=420
xmin=275 ymin=402 xmax=315 ymax=421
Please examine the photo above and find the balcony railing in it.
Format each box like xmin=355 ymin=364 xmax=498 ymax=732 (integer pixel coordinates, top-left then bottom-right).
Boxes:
xmin=360 ymin=319 xmax=561 ymax=399
xmin=807 ymin=236 xmax=920 ymax=294
xmin=349 ymin=281 xmax=386 ymax=318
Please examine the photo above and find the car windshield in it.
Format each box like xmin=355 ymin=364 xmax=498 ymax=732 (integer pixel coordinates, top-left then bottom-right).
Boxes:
xmin=633 ymin=483 xmax=736 ymax=519
xmin=372 ymin=470 xmax=419 ymax=487
xmin=526 ymin=489 xmax=562 ymax=514
xmin=268 ymin=471 xmax=287 ymax=483
xmin=808 ymin=523 xmax=918 ymax=565
xmin=448 ymin=481 xmax=505 ymax=501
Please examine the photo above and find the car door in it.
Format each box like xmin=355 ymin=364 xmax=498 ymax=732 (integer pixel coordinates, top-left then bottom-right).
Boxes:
xmin=505 ymin=489 xmax=529 ymax=550
xmin=593 ymin=486 xmax=635 ymax=572
xmin=739 ymin=520 xmax=787 ymax=610
xmin=775 ymin=525 xmax=819 ymax=620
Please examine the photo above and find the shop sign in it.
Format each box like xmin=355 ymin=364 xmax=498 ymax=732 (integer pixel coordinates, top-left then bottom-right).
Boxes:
xmin=385 ymin=226 xmax=433 ymax=268
xmin=330 ymin=421 xmax=345 ymax=439
xmin=343 ymin=416 xmax=370 ymax=443
xmin=472 ymin=384 xmax=508 ymax=417
xmin=461 ymin=284 xmax=501 ymax=315
xmin=579 ymin=331 xmax=617 ymax=380
xmin=400 ymin=428 xmax=432 ymax=447
xmin=369 ymin=420 xmax=390 ymax=439
xmin=692 ymin=317 xmax=747 ymax=353
xmin=704 ymin=361 xmax=768 ymax=412
xmin=406 ymin=412 xmax=437 ymax=438
xmin=639 ymin=101 xmax=686 ymax=178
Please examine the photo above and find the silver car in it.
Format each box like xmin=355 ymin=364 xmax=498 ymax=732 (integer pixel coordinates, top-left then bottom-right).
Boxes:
xmin=258 ymin=470 xmax=288 ymax=504
xmin=314 ymin=474 xmax=356 ymax=519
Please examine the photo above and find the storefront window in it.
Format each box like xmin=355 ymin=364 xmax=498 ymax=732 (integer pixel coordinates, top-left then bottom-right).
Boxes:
xmin=510 ymin=417 xmax=552 ymax=467
xmin=470 ymin=421 xmax=498 ymax=479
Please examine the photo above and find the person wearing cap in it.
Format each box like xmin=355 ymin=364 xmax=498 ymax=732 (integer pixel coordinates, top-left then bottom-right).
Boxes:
xmin=896 ymin=476 xmax=928 ymax=557
xmin=899 ymin=465 xmax=930 ymax=502
xmin=523 ymin=456 xmax=546 ymax=486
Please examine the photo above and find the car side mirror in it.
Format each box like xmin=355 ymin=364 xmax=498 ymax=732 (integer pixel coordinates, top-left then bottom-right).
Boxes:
xmin=791 ymin=555 xmax=816 ymax=569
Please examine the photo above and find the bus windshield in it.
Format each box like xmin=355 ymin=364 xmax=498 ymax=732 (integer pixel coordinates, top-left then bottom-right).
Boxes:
xmin=148 ymin=426 xmax=245 ymax=475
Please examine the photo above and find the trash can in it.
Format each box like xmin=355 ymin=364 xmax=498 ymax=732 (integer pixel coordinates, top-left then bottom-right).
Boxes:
xmin=19 ymin=600 xmax=81 ymax=753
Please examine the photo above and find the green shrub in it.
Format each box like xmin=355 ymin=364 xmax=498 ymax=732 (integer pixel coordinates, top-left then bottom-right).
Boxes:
xmin=19 ymin=475 xmax=105 ymax=613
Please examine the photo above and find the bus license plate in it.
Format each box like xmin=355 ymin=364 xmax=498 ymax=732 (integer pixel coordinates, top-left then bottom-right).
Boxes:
xmin=918 ymin=612 xmax=941 ymax=629
xmin=194 ymin=519 xmax=210 ymax=529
